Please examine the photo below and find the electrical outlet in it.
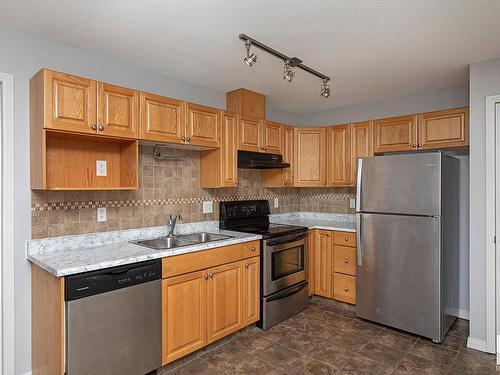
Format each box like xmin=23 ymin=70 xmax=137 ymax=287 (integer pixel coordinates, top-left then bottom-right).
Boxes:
xmin=96 ymin=160 xmax=107 ymax=177
xmin=274 ymin=198 xmax=279 ymax=208
xmin=97 ymin=207 xmax=107 ymax=222
xmin=349 ymin=198 xmax=356 ymax=209
xmin=202 ymin=200 xmax=213 ymax=214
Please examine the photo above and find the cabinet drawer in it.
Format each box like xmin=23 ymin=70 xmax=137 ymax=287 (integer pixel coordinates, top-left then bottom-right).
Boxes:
xmin=334 ymin=231 xmax=356 ymax=247
xmin=334 ymin=246 xmax=356 ymax=276
xmin=333 ymin=273 xmax=356 ymax=305
xmin=162 ymin=243 xmax=244 ymax=278
xmin=243 ymin=241 xmax=260 ymax=258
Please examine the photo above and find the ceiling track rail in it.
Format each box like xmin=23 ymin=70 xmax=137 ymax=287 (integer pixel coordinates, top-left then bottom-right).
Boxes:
xmin=239 ymin=34 xmax=330 ymax=82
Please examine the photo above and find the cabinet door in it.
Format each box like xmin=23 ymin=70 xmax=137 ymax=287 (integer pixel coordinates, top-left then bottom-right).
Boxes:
xmin=307 ymin=230 xmax=315 ymax=296
xmin=140 ymin=92 xmax=185 ymax=144
xmin=417 ymin=107 xmax=469 ymax=150
xmin=262 ymin=121 xmax=282 ymax=153
xmin=327 ymin=125 xmax=350 ymax=187
xmin=294 ymin=128 xmax=326 ymax=187
xmin=43 ymin=70 xmax=97 ymax=134
xmin=186 ymin=103 xmax=220 ymax=147
xmin=221 ymin=112 xmax=239 ymax=187
xmin=162 ymin=271 xmax=207 ymax=364
xmin=98 ymin=82 xmax=139 ymax=138
xmin=238 ymin=116 xmax=262 ymax=152
xmin=350 ymin=121 xmax=373 ymax=185
xmin=373 ymin=115 xmax=417 ymax=153
xmin=314 ymin=230 xmax=333 ymax=298
xmin=283 ymin=126 xmax=294 ymax=186
xmin=242 ymin=257 xmax=260 ymax=325
xmin=206 ymin=261 xmax=242 ymax=343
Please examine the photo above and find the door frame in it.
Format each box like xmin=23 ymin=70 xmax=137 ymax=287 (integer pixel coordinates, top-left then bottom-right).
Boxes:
xmin=485 ymin=94 xmax=500 ymax=357
xmin=0 ymin=72 xmax=15 ymax=374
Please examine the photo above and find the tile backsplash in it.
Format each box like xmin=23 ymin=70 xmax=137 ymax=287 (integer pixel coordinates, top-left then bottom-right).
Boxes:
xmin=31 ymin=146 xmax=355 ymax=238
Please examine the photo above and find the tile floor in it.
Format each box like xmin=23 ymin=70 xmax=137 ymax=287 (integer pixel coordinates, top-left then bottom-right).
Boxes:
xmin=157 ymin=297 xmax=496 ymax=374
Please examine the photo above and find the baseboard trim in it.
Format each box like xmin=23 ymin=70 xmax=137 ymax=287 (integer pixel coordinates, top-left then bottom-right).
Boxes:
xmin=467 ymin=337 xmax=488 ymax=352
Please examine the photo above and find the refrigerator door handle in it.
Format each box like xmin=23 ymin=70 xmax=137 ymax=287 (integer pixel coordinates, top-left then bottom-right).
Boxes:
xmin=356 ymin=213 xmax=362 ymax=266
xmin=356 ymin=159 xmax=363 ymax=212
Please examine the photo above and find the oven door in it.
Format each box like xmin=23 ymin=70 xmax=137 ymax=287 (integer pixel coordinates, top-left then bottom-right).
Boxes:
xmin=263 ymin=231 xmax=308 ymax=296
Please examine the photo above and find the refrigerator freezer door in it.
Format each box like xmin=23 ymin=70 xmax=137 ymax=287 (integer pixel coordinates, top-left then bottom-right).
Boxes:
xmin=356 ymin=213 xmax=442 ymax=341
xmin=357 ymin=153 xmax=441 ymax=216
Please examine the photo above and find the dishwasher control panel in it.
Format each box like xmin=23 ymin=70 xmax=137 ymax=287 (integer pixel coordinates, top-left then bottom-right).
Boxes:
xmin=65 ymin=259 xmax=162 ymax=301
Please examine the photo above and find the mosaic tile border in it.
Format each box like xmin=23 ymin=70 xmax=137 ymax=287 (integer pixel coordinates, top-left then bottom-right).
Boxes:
xmin=31 ymin=193 xmax=356 ymax=212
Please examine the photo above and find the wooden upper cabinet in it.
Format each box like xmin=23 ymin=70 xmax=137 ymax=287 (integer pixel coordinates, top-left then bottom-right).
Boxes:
xmin=373 ymin=115 xmax=417 ymax=153
xmin=262 ymin=121 xmax=282 ymax=154
xmin=350 ymin=121 xmax=373 ymax=185
xmin=32 ymin=69 xmax=97 ymax=134
xmin=238 ymin=116 xmax=262 ymax=152
xmin=140 ymin=92 xmax=185 ymax=144
xmin=186 ymin=103 xmax=220 ymax=148
xmin=283 ymin=126 xmax=294 ymax=186
xmin=242 ymin=257 xmax=260 ymax=326
xmin=294 ymin=127 xmax=326 ymax=187
xmin=206 ymin=261 xmax=243 ymax=344
xmin=226 ymin=88 xmax=265 ymax=119
xmin=97 ymin=82 xmax=139 ymax=138
xmin=417 ymin=107 xmax=469 ymax=149
xmin=314 ymin=230 xmax=333 ymax=298
xmin=162 ymin=271 xmax=207 ymax=364
xmin=327 ymin=125 xmax=350 ymax=187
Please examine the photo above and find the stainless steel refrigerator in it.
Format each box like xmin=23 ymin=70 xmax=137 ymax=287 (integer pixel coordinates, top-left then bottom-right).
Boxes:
xmin=355 ymin=152 xmax=459 ymax=343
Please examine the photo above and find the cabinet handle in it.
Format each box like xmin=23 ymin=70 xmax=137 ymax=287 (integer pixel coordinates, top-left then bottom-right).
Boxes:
xmin=186 ymin=136 xmax=192 ymax=142
xmin=345 ymin=237 xmax=349 ymax=241
xmin=182 ymin=136 xmax=186 ymax=141
xmin=245 ymin=264 xmax=249 ymax=269
xmin=203 ymin=274 xmax=209 ymax=280
xmin=344 ymin=259 xmax=349 ymax=264
xmin=208 ymin=273 xmax=213 ymax=278
xmin=98 ymin=124 xmax=104 ymax=131
xmin=418 ymin=144 xmax=422 ymax=148
xmin=91 ymin=124 xmax=97 ymax=131
xmin=344 ymin=288 xmax=349 ymax=292
xmin=412 ymin=144 xmax=417 ymax=148
xmin=250 ymin=246 xmax=256 ymax=251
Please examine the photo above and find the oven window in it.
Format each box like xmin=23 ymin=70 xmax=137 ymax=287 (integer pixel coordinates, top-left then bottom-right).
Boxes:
xmin=271 ymin=245 xmax=305 ymax=280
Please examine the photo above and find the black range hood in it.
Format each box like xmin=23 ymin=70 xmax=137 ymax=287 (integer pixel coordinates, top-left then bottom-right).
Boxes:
xmin=237 ymin=151 xmax=290 ymax=169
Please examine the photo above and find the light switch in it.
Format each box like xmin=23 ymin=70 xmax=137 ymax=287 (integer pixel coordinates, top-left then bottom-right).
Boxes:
xmin=349 ymin=198 xmax=356 ymax=209
xmin=202 ymin=200 xmax=213 ymax=214
xmin=97 ymin=207 xmax=107 ymax=222
xmin=96 ymin=160 xmax=107 ymax=177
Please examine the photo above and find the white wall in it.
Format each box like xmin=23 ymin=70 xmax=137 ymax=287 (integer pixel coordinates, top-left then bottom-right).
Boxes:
xmin=0 ymin=24 xmax=297 ymax=374
xmin=469 ymin=57 xmax=500 ymax=349
xmin=295 ymin=84 xmax=469 ymax=125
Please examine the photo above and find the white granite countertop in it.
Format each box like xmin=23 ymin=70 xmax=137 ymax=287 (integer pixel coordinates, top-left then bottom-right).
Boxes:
xmin=27 ymin=221 xmax=261 ymax=277
xmin=270 ymin=212 xmax=356 ymax=232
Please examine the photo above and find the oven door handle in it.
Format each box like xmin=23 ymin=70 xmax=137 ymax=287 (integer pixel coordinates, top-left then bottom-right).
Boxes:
xmin=266 ymin=282 xmax=308 ymax=302
xmin=266 ymin=238 xmax=306 ymax=253
xmin=264 ymin=231 xmax=308 ymax=247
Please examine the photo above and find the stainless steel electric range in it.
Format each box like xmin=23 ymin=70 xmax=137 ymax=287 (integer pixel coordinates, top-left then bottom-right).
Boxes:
xmin=219 ymin=200 xmax=309 ymax=329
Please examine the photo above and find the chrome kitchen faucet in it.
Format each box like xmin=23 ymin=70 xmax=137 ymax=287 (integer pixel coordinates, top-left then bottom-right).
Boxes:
xmin=167 ymin=214 xmax=183 ymax=237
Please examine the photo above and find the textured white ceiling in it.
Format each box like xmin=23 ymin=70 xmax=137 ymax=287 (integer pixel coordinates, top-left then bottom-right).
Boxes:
xmin=1 ymin=0 xmax=500 ymax=114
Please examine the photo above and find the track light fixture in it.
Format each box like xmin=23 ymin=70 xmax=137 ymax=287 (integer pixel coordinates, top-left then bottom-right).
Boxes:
xmin=243 ymin=41 xmax=257 ymax=67
xmin=239 ymin=34 xmax=332 ymax=98
xmin=320 ymin=79 xmax=331 ymax=98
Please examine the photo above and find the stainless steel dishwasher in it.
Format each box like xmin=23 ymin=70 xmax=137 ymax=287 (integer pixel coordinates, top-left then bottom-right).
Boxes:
xmin=65 ymin=259 xmax=162 ymax=375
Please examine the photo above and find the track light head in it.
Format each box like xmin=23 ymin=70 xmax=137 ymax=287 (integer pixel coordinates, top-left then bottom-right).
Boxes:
xmin=320 ymin=79 xmax=331 ymax=98
xmin=283 ymin=60 xmax=295 ymax=82
xmin=244 ymin=41 xmax=257 ymax=67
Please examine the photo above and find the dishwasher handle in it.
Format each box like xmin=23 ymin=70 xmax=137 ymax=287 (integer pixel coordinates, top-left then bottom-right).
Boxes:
xmin=65 ymin=259 xmax=162 ymax=301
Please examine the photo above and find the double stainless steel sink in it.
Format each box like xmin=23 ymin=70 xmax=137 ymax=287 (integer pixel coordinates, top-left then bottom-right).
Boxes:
xmin=131 ymin=232 xmax=234 ymax=250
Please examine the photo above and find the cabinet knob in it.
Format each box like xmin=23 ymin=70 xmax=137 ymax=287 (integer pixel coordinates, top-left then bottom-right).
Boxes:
xmin=323 ymin=182 xmax=326 ymax=185
xmin=349 ymin=182 xmax=353 ymax=185
xmin=344 ymin=259 xmax=349 ymax=264
xmin=284 ymin=181 xmax=287 ymax=186
xmin=182 ymin=136 xmax=186 ymax=141
xmin=245 ymin=264 xmax=249 ymax=269
xmin=203 ymin=274 xmax=209 ymax=280
xmin=418 ymin=144 xmax=422 ymax=148
xmin=235 ymin=179 xmax=239 ymax=185
xmin=186 ymin=136 xmax=192 ymax=142
xmin=91 ymin=124 xmax=97 ymax=131
xmin=412 ymin=144 xmax=417 ymax=148
xmin=208 ymin=273 xmax=213 ymax=278
xmin=326 ymin=234 xmax=330 ymax=237
xmin=345 ymin=237 xmax=349 ymax=241
xmin=250 ymin=246 xmax=256 ymax=251
xmin=98 ymin=124 xmax=104 ymax=131
xmin=344 ymin=288 xmax=349 ymax=292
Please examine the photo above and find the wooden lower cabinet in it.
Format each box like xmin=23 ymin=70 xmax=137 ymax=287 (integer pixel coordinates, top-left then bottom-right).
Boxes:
xmin=207 ymin=261 xmax=243 ymax=343
xmin=307 ymin=232 xmax=315 ymax=296
xmin=162 ymin=242 xmax=261 ymax=365
xmin=311 ymin=229 xmax=357 ymax=304
xmin=162 ymin=271 xmax=207 ymax=364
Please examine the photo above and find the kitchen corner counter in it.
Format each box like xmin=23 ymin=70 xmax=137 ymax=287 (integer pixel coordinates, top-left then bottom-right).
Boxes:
xmin=270 ymin=212 xmax=356 ymax=232
xmin=27 ymin=221 xmax=261 ymax=277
